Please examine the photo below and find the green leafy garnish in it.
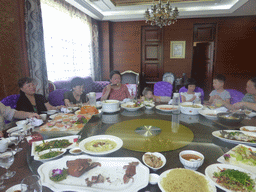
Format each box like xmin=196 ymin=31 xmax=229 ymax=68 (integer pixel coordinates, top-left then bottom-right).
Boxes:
xmin=35 ymin=139 xmax=72 ymax=152
xmin=39 ymin=150 xmax=63 ymax=159
xmin=50 ymin=168 xmax=68 ymax=182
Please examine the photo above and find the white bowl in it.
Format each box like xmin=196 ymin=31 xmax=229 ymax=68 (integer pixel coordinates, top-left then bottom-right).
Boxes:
xmin=145 ymin=103 xmax=155 ymax=110
xmin=142 ymin=152 xmax=166 ymax=171
xmin=149 ymin=173 xmax=159 ymax=185
xmin=179 ymin=150 xmax=204 ymax=171
xmin=69 ymin=148 xmax=83 ymax=155
xmin=180 ymin=102 xmax=203 ymax=115
xmin=102 ymin=100 xmax=120 ymax=113
xmin=16 ymin=120 xmax=28 ymax=127
xmin=47 ymin=110 xmax=57 ymax=115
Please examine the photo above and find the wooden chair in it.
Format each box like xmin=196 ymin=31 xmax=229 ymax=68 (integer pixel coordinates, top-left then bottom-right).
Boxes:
xmin=121 ymin=70 xmax=139 ymax=98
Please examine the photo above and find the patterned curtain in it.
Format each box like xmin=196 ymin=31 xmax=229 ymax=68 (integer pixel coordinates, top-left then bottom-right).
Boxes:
xmin=24 ymin=0 xmax=49 ymax=97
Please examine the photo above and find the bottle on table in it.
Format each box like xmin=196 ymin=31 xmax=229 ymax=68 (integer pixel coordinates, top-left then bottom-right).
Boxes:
xmin=172 ymin=93 xmax=181 ymax=114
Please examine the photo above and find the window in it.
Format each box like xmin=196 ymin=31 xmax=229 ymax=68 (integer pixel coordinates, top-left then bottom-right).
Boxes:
xmin=41 ymin=0 xmax=93 ymax=82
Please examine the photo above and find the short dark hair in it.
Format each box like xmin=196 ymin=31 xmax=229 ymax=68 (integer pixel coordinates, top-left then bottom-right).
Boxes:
xmin=214 ymin=74 xmax=226 ymax=83
xmin=250 ymin=77 xmax=256 ymax=88
xmin=185 ymin=78 xmax=197 ymax=89
xmin=71 ymin=77 xmax=85 ymax=89
xmin=18 ymin=77 xmax=35 ymax=88
xmin=110 ymin=70 xmax=121 ymax=79
xmin=142 ymin=87 xmax=153 ymax=96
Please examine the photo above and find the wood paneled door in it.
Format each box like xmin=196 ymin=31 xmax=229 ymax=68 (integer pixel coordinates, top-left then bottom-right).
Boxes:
xmin=141 ymin=26 xmax=163 ymax=90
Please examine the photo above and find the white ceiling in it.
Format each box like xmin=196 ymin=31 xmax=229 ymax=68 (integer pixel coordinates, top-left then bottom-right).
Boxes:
xmin=65 ymin=0 xmax=256 ymax=22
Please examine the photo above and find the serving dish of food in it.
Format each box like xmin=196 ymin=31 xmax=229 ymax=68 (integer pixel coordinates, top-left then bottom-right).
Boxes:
xmin=217 ymin=144 xmax=256 ymax=173
xmin=155 ymin=105 xmax=178 ymax=112
xmin=198 ymin=109 xmax=219 ymax=120
xmin=75 ymin=106 xmax=100 ymax=116
xmin=158 ymin=168 xmax=216 ymax=192
xmin=121 ymin=101 xmax=144 ymax=111
xmin=180 ymin=102 xmax=204 ymax=115
xmin=31 ymin=135 xmax=79 ymax=156
xmin=205 ymin=163 xmax=256 ymax=192
xmin=240 ymin=126 xmax=256 ymax=132
xmin=34 ymin=148 xmax=67 ymax=161
xmin=217 ymin=112 xmax=245 ymax=125
xmin=142 ymin=152 xmax=166 ymax=171
xmin=38 ymin=155 xmax=149 ymax=192
xmin=101 ymin=100 xmax=120 ymax=113
xmin=212 ymin=130 xmax=256 ymax=147
xmin=79 ymin=135 xmax=123 ymax=156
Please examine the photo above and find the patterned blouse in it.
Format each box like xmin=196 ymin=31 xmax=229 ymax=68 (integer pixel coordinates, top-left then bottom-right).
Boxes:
xmin=242 ymin=93 xmax=256 ymax=103
xmin=102 ymin=84 xmax=131 ymax=101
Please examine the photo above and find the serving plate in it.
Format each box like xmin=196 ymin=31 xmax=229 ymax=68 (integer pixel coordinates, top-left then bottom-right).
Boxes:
xmin=212 ymin=130 xmax=256 ymax=147
xmin=75 ymin=109 xmax=102 ymax=117
xmin=6 ymin=184 xmax=23 ymax=192
xmin=247 ymin=112 xmax=256 ymax=118
xmin=205 ymin=163 xmax=256 ymax=192
xmin=34 ymin=148 xmax=67 ymax=161
xmin=240 ymin=126 xmax=256 ymax=132
xmin=79 ymin=135 xmax=123 ymax=156
xmin=158 ymin=168 xmax=216 ymax=192
xmin=155 ymin=105 xmax=178 ymax=112
xmin=38 ymin=155 xmax=149 ymax=192
xmin=31 ymin=135 xmax=79 ymax=156
xmin=217 ymin=144 xmax=256 ymax=173
xmin=6 ymin=126 xmax=24 ymax=134
xmin=121 ymin=102 xmax=144 ymax=111
xmin=198 ymin=109 xmax=219 ymax=120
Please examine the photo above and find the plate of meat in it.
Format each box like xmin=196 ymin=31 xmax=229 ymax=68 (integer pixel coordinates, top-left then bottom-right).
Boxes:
xmin=38 ymin=155 xmax=149 ymax=192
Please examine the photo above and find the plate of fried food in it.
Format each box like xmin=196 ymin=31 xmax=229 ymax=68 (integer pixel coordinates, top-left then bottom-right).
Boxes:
xmin=75 ymin=105 xmax=102 ymax=117
xmin=155 ymin=105 xmax=178 ymax=112
xmin=121 ymin=101 xmax=144 ymax=111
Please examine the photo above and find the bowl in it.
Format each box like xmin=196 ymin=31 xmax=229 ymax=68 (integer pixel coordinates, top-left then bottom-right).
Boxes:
xmin=149 ymin=173 xmax=159 ymax=185
xmin=142 ymin=152 xmax=166 ymax=171
xmin=47 ymin=110 xmax=57 ymax=115
xmin=145 ymin=103 xmax=155 ymax=110
xmin=69 ymin=148 xmax=83 ymax=155
xmin=16 ymin=120 xmax=28 ymax=127
xmin=179 ymin=150 xmax=204 ymax=171
xmin=102 ymin=100 xmax=120 ymax=113
xmin=180 ymin=102 xmax=204 ymax=115
xmin=217 ymin=112 xmax=245 ymax=125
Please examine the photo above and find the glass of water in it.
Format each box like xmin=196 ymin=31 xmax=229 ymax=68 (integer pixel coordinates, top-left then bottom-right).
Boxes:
xmin=0 ymin=148 xmax=16 ymax=179
xmin=21 ymin=175 xmax=42 ymax=192
xmin=9 ymin=132 xmax=23 ymax=152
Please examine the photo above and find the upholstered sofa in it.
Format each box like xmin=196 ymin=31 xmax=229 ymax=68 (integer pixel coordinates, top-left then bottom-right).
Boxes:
xmin=48 ymin=76 xmax=109 ymax=106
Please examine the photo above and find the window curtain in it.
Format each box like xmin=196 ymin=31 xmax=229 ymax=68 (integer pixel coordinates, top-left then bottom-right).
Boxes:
xmin=25 ymin=0 xmax=49 ymax=97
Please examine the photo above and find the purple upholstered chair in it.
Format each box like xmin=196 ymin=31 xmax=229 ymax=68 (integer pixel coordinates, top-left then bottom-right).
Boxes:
xmin=48 ymin=89 xmax=69 ymax=106
xmin=226 ymin=89 xmax=245 ymax=104
xmin=153 ymin=81 xmax=173 ymax=97
xmin=1 ymin=94 xmax=20 ymax=124
xmin=179 ymin=86 xmax=204 ymax=103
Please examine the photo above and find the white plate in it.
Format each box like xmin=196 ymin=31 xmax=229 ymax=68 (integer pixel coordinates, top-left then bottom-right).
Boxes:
xmin=240 ymin=126 xmax=256 ymax=132
xmin=217 ymin=144 xmax=256 ymax=173
xmin=158 ymin=168 xmax=216 ymax=192
xmin=6 ymin=126 xmax=24 ymax=134
xmin=248 ymin=112 xmax=256 ymax=118
xmin=198 ymin=109 xmax=219 ymax=120
xmin=79 ymin=135 xmax=123 ymax=156
xmin=38 ymin=155 xmax=149 ymax=192
xmin=205 ymin=163 xmax=256 ymax=192
xmin=31 ymin=135 xmax=79 ymax=156
xmin=34 ymin=148 xmax=66 ymax=161
xmin=212 ymin=130 xmax=256 ymax=147
xmin=155 ymin=105 xmax=178 ymax=112
xmin=47 ymin=110 xmax=57 ymax=115
xmin=6 ymin=184 xmax=23 ymax=192
xmin=49 ymin=113 xmax=58 ymax=119
xmin=121 ymin=102 xmax=144 ymax=111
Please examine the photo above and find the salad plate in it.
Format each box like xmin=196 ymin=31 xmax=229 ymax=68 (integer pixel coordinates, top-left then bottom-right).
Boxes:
xmin=34 ymin=148 xmax=67 ymax=161
xmin=38 ymin=155 xmax=149 ymax=192
xmin=121 ymin=102 xmax=144 ymax=111
xmin=155 ymin=105 xmax=178 ymax=112
xmin=217 ymin=144 xmax=256 ymax=173
xmin=212 ymin=130 xmax=256 ymax=147
xmin=240 ymin=126 xmax=256 ymax=132
xmin=158 ymin=168 xmax=216 ymax=192
xmin=205 ymin=163 xmax=256 ymax=192
xmin=31 ymin=135 xmax=79 ymax=156
xmin=79 ymin=135 xmax=123 ymax=156
xmin=247 ymin=112 xmax=256 ymax=118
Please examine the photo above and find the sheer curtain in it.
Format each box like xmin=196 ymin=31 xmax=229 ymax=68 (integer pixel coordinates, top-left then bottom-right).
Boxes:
xmin=41 ymin=0 xmax=94 ymax=82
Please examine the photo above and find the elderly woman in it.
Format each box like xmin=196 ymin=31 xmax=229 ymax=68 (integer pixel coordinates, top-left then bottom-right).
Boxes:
xmin=223 ymin=77 xmax=256 ymax=111
xmin=101 ymin=70 xmax=133 ymax=101
xmin=0 ymin=102 xmax=39 ymax=137
xmin=64 ymin=77 xmax=87 ymax=107
xmin=16 ymin=77 xmax=62 ymax=114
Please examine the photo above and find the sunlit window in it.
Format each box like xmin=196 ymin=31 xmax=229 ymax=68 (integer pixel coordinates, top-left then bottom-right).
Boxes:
xmin=41 ymin=1 xmax=93 ymax=82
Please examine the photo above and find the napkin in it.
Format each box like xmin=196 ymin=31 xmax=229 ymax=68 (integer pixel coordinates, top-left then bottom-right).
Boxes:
xmin=61 ymin=107 xmax=71 ymax=113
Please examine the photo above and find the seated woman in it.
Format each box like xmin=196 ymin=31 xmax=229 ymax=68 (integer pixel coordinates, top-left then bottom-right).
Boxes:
xmin=0 ymin=102 xmax=39 ymax=137
xmin=223 ymin=77 xmax=256 ymax=111
xmin=16 ymin=77 xmax=62 ymax=114
xmin=180 ymin=78 xmax=201 ymax=103
xmin=64 ymin=77 xmax=88 ymax=107
xmin=101 ymin=70 xmax=133 ymax=101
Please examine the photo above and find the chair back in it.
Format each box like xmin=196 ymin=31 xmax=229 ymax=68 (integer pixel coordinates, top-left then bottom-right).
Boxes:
xmin=179 ymin=86 xmax=204 ymax=103
xmin=154 ymin=81 xmax=173 ymax=97
xmin=48 ymin=89 xmax=69 ymax=106
xmin=48 ymin=81 xmax=56 ymax=93
xmin=226 ymin=89 xmax=245 ymax=104
xmin=121 ymin=70 xmax=139 ymax=98
xmin=162 ymin=72 xmax=175 ymax=85
xmin=1 ymin=94 xmax=20 ymax=109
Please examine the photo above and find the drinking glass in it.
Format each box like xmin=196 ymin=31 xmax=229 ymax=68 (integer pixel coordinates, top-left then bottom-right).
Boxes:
xmin=21 ymin=175 xmax=42 ymax=192
xmin=0 ymin=176 xmax=5 ymax=190
xmin=0 ymin=148 xmax=16 ymax=179
xmin=10 ymin=132 xmax=23 ymax=152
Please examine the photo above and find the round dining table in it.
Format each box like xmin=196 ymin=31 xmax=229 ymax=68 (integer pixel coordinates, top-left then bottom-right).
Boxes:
xmin=1 ymin=106 xmax=256 ymax=192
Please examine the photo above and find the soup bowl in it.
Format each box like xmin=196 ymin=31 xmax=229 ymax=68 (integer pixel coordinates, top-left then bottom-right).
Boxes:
xmin=217 ymin=112 xmax=245 ymax=125
xmin=102 ymin=100 xmax=120 ymax=113
xmin=180 ymin=102 xmax=203 ymax=115
xmin=179 ymin=150 xmax=204 ymax=171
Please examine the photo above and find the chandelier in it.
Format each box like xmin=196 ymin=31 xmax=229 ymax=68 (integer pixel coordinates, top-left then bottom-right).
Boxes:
xmin=145 ymin=0 xmax=179 ymax=28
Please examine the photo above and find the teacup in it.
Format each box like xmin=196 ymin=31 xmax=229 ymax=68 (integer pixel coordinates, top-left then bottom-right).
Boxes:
xmin=0 ymin=139 xmax=8 ymax=152
xmin=39 ymin=114 xmax=47 ymax=121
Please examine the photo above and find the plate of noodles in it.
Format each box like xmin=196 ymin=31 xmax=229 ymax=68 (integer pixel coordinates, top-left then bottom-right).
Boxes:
xmin=158 ymin=168 xmax=216 ymax=192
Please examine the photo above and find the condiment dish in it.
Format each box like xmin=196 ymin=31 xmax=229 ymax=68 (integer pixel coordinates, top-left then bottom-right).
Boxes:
xmin=47 ymin=110 xmax=57 ymax=115
xmin=142 ymin=152 xmax=166 ymax=171
xmin=179 ymin=150 xmax=204 ymax=171
xmin=69 ymin=148 xmax=82 ymax=155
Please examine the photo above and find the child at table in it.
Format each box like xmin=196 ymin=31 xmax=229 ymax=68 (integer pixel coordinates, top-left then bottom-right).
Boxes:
xmin=140 ymin=87 xmax=160 ymax=102
xmin=180 ymin=78 xmax=201 ymax=103
xmin=208 ymin=74 xmax=231 ymax=106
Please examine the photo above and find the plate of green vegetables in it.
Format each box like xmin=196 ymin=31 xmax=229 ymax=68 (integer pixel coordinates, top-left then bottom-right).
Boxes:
xmin=34 ymin=148 xmax=67 ymax=161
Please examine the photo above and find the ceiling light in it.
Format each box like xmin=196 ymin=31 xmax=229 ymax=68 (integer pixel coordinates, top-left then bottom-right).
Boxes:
xmin=144 ymin=0 xmax=179 ymax=28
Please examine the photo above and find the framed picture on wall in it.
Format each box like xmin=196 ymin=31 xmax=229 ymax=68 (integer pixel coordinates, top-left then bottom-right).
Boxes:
xmin=170 ymin=41 xmax=186 ymax=59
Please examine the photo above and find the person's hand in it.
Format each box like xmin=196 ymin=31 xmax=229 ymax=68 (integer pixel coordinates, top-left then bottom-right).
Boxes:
xmin=56 ymin=105 xmax=64 ymax=110
xmin=0 ymin=131 xmax=3 ymax=137
xmin=27 ymin=112 xmax=40 ymax=119
xmin=191 ymin=95 xmax=197 ymax=101
xmin=106 ymin=84 xmax=112 ymax=92
xmin=233 ymin=102 xmax=245 ymax=109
